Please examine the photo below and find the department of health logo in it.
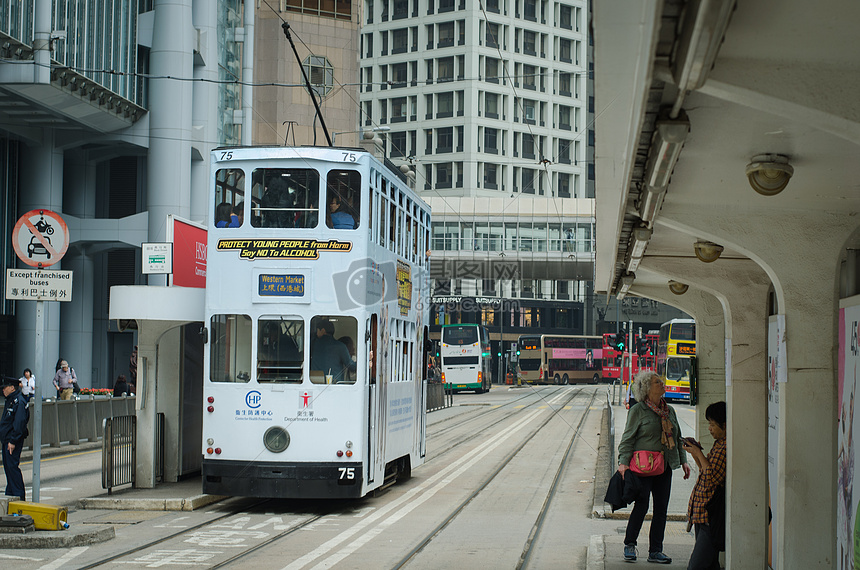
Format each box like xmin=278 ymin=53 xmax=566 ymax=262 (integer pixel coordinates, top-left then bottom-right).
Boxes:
xmin=246 ymin=390 xmax=262 ymax=408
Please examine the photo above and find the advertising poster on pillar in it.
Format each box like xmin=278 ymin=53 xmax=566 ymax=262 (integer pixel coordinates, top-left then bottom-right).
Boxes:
xmin=169 ymin=216 xmax=206 ymax=288
xmin=837 ymin=297 xmax=860 ymax=570
xmin=766 ymin=315 xmax=785 ymax=570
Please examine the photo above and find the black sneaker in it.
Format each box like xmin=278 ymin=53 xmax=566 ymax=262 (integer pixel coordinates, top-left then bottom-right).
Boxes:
xmin=647 ymin=551 xmax=672 ymax=564
xmin=624 ymin=544 xmax=637 ymax=561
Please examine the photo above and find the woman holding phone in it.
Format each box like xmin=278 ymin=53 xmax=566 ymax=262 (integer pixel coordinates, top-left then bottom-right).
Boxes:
xmin=617 ymin=370 xmax=691 ymax=564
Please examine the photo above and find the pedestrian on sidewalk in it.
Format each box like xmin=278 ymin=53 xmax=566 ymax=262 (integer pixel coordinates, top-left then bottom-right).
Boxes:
xmin=52 ymin=360 xmax=77 ymax=400
xmin=19 ymin=368 xmax=35 ymax=402
xmin=1 ymin=376 xmax=30 ymax=500
xmin=617 ymin=370 xmax=691 ymax=564
xmin=684 ymin=401 xmax=727 ymax=570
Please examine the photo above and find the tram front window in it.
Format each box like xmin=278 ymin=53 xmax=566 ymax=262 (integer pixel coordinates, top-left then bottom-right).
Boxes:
xmin=310 ymin=315 xmax=358 ymax=384
xmin=210 ymin=314 xmax=252 ymax=383
xmin=252 ymin=168 xmax=320 ymax=228
xmin=666 ymin=357 xmax=691 ymax=381
xmin=214 ymin=168 xmax=245 ymax=229
xmin=257 ymin=318 xmax=304 ymax=383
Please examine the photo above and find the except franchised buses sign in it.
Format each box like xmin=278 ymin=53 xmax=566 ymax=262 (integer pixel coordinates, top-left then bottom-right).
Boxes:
xmin=5 ymin=269 xmax=73 ymax=301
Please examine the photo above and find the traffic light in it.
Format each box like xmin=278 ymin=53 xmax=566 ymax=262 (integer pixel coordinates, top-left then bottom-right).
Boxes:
xmin=614 ymin=334 xmax=625 ymax=351
xmin=636 ymin=337 xmax=647 ymax=356
xmin=516 ymin=349 xmax=520 ymax=356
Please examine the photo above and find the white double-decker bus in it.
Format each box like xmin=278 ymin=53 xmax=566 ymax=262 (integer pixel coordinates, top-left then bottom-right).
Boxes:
xmin=202 ymin=146 xmax=431 ymax=499
xmin=440 ymin=324 xmax=492 ymax=393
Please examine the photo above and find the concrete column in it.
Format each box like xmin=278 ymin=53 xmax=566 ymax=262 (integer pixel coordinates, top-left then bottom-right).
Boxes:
xmin=630 ymin=282 xmax=727 ymax=445
xmin=190 ymin=0 xmax=219 ymax=225
xmin=33 ymin=0 xmax=52 ymax=84
xmin=242 ymin=0 xmax=255 ymax=146
xmin=61 ymin=150 xmax=96 ymax=387
xmin=16 ymin=135 xmax=64 ymax=385
xmin=646 ymin=258 xmax=771 ymax=566
xmin=658 ymin=206 xmax=859 ymax=567
xmin=134 ymin=321 xmax=183 ymax=488
xmin=148 ymin=0 xmax=194 ymax=285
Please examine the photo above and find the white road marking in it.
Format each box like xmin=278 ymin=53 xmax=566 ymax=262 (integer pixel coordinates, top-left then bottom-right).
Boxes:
xmin=38 ymin=546 xmax=87 ymax=569
xmin=115 ymin=549 xmax=220 ymax=567
xmin=0 ymin=553 xmax=44 ymax=561
xmin=184 ymin=529 xmax=269 ymax=547
xmin=154 ymin=516 xmax=191 ymax=528
xmin=282 ymin=409 xmax=545 ymax=570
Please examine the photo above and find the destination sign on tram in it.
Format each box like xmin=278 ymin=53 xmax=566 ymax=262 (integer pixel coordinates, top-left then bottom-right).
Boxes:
xmin=259 ymin=274 xmax=305 ymax=297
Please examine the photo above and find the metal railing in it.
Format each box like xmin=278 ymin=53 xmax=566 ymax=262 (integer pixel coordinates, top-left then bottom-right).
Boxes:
xmin=102 ymin=415 xmax=136 ymax=494
xmin=426 ymin=381 xmax=452 ymax=411
xmin=21 ymin=395 xmax=136 ymax=450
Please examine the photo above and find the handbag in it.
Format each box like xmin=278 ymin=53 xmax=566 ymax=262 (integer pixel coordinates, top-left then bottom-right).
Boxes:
xmin=630 ymin=450 xmax=665 ymax=476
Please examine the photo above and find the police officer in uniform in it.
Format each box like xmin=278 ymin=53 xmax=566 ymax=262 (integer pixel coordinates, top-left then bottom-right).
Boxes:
xmin=1 ymin=375 xmax=30 ymax=500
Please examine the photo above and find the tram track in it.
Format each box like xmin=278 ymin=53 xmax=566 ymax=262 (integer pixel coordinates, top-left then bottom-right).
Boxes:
xmin=75 ymin=499 xmax=333 ymax=569
xmin=426 ymin=386 xmax=570 ymax=461
xmin=391 ymin=387 xmax=598 ymax=569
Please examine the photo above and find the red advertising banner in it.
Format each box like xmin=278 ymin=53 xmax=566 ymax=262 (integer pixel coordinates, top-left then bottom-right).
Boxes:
xmin=170 ymin=216 xmax=206 ymax=288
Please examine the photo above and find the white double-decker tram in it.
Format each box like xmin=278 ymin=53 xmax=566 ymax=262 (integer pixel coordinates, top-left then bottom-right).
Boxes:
xmin=202 ymin=146 xmax=431 ymax=498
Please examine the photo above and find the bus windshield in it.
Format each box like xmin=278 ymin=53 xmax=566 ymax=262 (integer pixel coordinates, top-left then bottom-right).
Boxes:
xmin=442 ymin=326 xmax=478 ymax=345
xmin=666 ymin=357 xmax=691 ymax=380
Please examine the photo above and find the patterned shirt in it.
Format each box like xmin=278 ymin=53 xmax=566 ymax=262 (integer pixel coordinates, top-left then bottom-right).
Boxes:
xmin=687 ymin=437 xmax=727 ymax=524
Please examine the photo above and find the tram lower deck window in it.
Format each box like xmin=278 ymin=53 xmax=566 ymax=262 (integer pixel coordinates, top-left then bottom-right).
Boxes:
xmin=257 ymin=318 xmax=304 ymax=383
xmin=210 ymin=314 xmax=252 ymax=383
xmin=310 ymin=315 xmax=358 ymax=384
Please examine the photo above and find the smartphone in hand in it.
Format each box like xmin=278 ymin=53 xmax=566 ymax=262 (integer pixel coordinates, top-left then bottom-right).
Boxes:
xmin=683 ymin=437 xmax=702 ymax=449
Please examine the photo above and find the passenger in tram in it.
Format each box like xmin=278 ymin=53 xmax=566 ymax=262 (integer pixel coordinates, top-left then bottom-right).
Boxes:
xmin=310 ymin=319 xmax=356 ymax=383
xmin=338 ymin=336 xmax=356 ymax=382
xmin=684 ymin=401 xmax=727 ymax=570
xmin=230 ymin=202 xmax=244 ymax=227
xmin=617 ymin=370 xmax=690 ymax=564
xmin=261 ymin=178 xmax=294 ymax=228
xmin=215 ymin=202 xmax=234 ymax=228
xmin=327 ymin=194 xmax=356 ymax=229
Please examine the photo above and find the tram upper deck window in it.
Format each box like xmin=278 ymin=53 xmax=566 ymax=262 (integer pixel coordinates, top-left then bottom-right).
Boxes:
xmin=251 ymin=168 xmax=320 ymax=228
xmin=309 ymin=315 xmax=358 ymax=384
xmin=326 ymin=170 xmax=361 ymax=229
xmin=257 ymin=318 xmax=304 ymax=383
xmin=210 ymin=314 xmax=252 ymax=382
xmin=214 ymin=169 xmax=245 ymax=228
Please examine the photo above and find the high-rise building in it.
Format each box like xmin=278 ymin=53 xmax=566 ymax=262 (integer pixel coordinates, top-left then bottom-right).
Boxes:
xmin=358 ymin=0 xmax=600 ymax=375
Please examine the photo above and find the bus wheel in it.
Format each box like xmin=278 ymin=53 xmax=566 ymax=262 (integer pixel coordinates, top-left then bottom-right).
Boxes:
xmin=592 ymin=373 xmax=600 ymax=384
xmin=562 ymin=374 xmax=569 ymax=385
xmin=553 ymin=374 xmax=561 ymax=385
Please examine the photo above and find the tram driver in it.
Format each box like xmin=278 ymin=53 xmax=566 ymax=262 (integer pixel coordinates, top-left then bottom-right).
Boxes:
xmin=310 ymin=318 xmax=356 ymax=384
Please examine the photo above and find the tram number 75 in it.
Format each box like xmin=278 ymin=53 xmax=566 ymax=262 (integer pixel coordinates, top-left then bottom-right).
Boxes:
xmin=337 ymin=467 xmax=357 ymax=485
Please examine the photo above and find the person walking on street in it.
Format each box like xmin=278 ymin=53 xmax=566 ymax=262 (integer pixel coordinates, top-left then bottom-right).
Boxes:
xmin=52 ymin=360 xmax=77 ymax=400
xmin=1 ymin=376 xmax=30 ymax=500
xmin=617 ymin=370 xmax=691 ymax=564
xmin=684 ymin=401 xmax=728 ymax=569
xmin=19 ymin=369 xmax=35 ymax=402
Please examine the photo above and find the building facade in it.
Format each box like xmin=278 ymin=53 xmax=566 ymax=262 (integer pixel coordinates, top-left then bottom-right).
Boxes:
xmin=0 ymin=0 xmax=249 ymax=385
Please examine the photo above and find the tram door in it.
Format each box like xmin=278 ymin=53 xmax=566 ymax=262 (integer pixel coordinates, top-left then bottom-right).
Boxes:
xmin=366 ymin=315 xmax=382 ymax=484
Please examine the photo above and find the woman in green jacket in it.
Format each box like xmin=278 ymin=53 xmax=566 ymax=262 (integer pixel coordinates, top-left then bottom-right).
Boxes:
xmin=618 ymin=370 xmax=691 ymax=564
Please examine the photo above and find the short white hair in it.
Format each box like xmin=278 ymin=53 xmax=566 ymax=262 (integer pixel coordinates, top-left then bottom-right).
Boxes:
xmin=632 ymin=370 xmax=659 ymax=402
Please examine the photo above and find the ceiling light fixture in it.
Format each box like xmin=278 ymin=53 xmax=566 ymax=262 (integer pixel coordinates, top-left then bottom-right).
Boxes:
xmin=746 ymin=154 xmax=794 ymax=196
xmin=668 ymin=280 xmax=689 ymax=295
xmin=694 ymin=240 xmax=724 ymax=263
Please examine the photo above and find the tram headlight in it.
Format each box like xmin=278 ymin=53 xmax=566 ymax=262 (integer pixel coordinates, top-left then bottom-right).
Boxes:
xmin=263 ymin=426 xmax=290 ymax=453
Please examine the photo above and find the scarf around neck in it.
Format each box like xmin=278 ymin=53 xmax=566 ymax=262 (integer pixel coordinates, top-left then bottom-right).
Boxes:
xmin=645 ymin=397 xmax=675 ymax=450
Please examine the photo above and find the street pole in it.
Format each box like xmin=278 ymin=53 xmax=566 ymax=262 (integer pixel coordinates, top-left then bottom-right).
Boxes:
xmin=32 ymin=300 xmax=44 ymax=503
xmin=498 ymin=300 xmax=504 ymax=385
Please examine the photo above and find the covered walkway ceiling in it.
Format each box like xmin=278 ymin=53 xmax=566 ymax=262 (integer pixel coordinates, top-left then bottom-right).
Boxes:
xmin=593 ymin=0 xmax=860 ymax=299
